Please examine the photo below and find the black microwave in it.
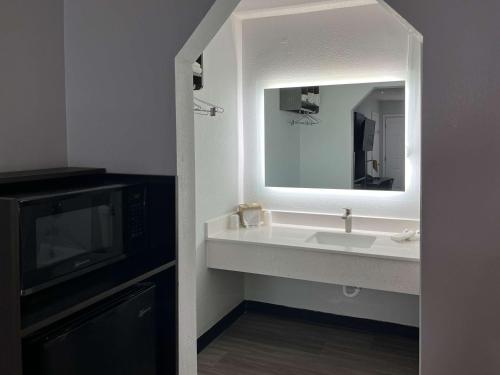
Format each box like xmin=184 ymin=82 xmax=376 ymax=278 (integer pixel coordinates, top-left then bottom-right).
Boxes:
xmin=15 ymin=183 xmax=147 ymax=295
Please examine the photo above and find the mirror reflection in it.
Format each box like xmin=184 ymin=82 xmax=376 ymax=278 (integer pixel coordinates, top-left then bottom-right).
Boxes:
xmin=264 ymin=82 xmax=405 ymax=191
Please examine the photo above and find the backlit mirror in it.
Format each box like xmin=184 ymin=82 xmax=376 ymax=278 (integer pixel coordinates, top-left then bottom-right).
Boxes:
xmin=264 ymin=82 xmax=405 ymax=191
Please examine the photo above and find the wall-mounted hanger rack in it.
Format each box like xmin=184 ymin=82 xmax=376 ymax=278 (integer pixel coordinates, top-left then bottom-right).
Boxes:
xmin=289 ymin=112 xmax=320 ymax=126
xmin=193 ymin=96 xmax=224 ymax=117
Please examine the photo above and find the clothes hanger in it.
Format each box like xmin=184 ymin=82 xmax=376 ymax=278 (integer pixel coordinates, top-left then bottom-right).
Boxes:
xmin=289 ymin=112 xmax=320 ymax=126
xmin=193 ymin=96 xmax=224 ymax=117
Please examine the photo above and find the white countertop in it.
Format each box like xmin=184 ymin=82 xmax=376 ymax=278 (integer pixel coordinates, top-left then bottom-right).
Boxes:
xmin=207 ymin=223 xmax=420 ymax=262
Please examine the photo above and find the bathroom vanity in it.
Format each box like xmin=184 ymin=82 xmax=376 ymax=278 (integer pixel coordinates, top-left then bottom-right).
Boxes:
xmin=206 ymin=212 xmax=419 ymax=295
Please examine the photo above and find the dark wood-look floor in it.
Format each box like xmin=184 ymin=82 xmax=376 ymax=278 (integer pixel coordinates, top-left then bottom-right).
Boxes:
xmin=198 ymin=312 xmax=419 ymax=375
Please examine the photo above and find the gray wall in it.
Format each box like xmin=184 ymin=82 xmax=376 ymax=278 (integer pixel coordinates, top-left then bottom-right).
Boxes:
xmin=64 ymin=0 xmax=216 ymax=175
xmin=384 ymin=0 xmax=500 ymax=374
xmin=0 ymin=1 xmax=67 ymax=171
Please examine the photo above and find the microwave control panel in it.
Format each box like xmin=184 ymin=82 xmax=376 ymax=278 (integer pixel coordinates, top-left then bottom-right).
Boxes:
xmin=126 ymin=185 xmax=147 ymax=248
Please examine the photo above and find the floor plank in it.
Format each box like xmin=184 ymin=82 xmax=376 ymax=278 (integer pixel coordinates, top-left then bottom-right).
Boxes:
xmin=198 ymin=312 xmax=419 ymax=375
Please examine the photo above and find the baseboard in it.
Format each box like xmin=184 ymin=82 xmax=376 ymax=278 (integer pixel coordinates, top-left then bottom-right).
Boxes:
xmin=197 ymin=301 xmax=246 ymax=353
xmin=197 ymin=300 xmax=419 ymax=353
xmin=245 ymin=300 xmax=419 ymax=338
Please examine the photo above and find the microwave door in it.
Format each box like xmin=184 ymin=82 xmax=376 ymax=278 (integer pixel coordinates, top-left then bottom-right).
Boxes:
xmin=20 ymin=189 xmax=124 ymax=295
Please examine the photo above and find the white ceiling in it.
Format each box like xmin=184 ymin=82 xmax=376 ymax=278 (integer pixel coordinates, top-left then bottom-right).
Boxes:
xmin=235 ymin=0 xmax=378 ymax=19
xmin=236 ymin=0 xmax=324 ymax=12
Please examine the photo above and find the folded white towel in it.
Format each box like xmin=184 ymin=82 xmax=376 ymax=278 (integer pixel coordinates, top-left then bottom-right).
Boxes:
xmin=391 ymin=229 xmax=420 ymax=243
xmin=192 ymin=62 xmax=202 ymax=75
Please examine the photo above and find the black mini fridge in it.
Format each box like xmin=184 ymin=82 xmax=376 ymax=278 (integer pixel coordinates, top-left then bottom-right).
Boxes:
xmin=24 ymin=284 xmax=157 ymax=375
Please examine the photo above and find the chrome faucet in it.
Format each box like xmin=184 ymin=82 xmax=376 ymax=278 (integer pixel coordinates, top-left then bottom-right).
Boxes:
xmin=342 ymin=208 xmax=352 ymax=233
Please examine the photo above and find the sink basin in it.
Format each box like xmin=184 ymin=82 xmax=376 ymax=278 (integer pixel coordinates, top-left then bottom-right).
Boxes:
xmin=305 ymin=232 xmax=376 ymax=248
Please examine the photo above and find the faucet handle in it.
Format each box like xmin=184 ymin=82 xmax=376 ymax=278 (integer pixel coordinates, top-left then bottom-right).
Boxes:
xmin=343 ymin=208 xmax=352 ymax=215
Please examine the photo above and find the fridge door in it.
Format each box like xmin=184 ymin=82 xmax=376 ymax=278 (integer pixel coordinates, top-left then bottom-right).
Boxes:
xmin=26 ymin=284 xmax=156 ymax=375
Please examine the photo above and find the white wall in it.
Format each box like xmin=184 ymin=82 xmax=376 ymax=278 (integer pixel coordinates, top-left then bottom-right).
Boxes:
xmin=242 ymin=4 xmax=420 ymax=219
xmin=175 ymin=2 xmax=242 ymax=373
xmin=241 ymin=4 xmax=421 ymax=326
xmin=0 ymin=1 xmax=67 ymax=172
xmin=195 ymin=18 xmax=244 ymax=337
xmin=245 ymin=275 xmax=419 ymax=326
xmin=64 ymin=0 xmax=217 ymax=175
